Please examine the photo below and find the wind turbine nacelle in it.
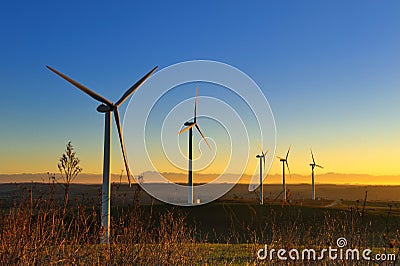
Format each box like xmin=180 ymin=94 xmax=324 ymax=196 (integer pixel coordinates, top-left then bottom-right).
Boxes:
xmin=184 ymin=121 xmax=194 ymax=126
xmin=97 ymin=104 xmax=113 ymax=113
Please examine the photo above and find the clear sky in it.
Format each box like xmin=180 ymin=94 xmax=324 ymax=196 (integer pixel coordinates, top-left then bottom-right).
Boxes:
xmin=1 ymin=1 xmax=400 ymax=182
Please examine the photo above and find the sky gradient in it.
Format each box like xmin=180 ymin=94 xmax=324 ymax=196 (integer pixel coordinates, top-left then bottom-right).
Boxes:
xmin=1 ymin=1 xmax=400 ymax=183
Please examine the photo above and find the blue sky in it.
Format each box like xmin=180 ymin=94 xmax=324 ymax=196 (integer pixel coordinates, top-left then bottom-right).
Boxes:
xmin=1 ymin=1 xmax=400 ymax=179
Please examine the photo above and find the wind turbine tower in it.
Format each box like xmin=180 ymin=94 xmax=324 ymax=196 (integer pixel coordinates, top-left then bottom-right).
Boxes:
xmin=256 ymin=142 xmax=269 ymax=205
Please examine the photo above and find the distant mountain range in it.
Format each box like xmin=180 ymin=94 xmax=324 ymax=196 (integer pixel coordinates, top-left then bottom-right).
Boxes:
xmin=1 ymin=172 xmax=399 ymax=185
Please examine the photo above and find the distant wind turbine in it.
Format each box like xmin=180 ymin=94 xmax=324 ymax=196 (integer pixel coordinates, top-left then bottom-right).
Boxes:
xmin=256 ymin=141 xmax=269 ymax=205
xmin=310 ymin=148 xmax=323 ymax=200
xmin=276 ymin=146 xmax=291 ymax=202
xmin=47 ymin=65 xmax=157 ymax=244
xmin=178 ymin=86 xmax=211 ymax=205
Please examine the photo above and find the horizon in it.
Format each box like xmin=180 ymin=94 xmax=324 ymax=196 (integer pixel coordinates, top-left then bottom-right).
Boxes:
xmin=2 ymin=172 xmax=400 ymax=186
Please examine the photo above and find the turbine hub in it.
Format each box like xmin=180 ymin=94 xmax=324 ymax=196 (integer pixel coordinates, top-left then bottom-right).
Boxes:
xmin=184 ymin=121 xmax=195 ymax=126
xmin=97 ymin=104 xmax=112 ymax=113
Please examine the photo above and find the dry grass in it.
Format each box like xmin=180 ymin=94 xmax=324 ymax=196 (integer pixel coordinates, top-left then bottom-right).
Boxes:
xmin=0 ymin=184 xmax=399 ymax=265
xmin=0 ymin=183 xmax=201 ymax=265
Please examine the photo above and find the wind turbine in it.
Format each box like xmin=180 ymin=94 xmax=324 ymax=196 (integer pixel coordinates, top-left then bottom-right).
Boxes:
xmin=178 ymin=86 xmax=211 ymax=205
xmin=310 ymin=148 xmax=323 ymax=200
xmin=256 ymin=141 xmax=269 ymax=205
xmin=276 ymin=146 xmax=291 ymax=202
xmin=47 ymin=65 xmax=157 ymax=244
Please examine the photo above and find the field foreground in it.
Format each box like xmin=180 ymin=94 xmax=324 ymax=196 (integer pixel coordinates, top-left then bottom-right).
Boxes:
xmin=0 ymin=183 xmax=399 ymax=264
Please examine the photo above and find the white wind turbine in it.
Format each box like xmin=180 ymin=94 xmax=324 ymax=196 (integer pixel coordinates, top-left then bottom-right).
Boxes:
xmin=310 ymin=148 xmax=323 ymax=200
xmin=276 ymin=145 xmax=291 ymax=202
xmin=256 ymin=141 xmax=269 ymax=205
xmin=47 ymin=65 xmax=157 ymax=244
xmin=178 ymin=86 xmax=211 ymax=205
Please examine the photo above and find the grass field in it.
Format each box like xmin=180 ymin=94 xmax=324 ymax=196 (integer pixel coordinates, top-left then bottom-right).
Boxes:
xmin=0 ymin=182 xmax=399 ymax=264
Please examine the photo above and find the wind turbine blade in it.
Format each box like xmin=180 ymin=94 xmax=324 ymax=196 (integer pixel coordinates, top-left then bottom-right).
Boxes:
xmin=285 ymin=145 xmax=291 ymax=160
xmin=276 ymin=156 xmax=284 ymax=160
xmin=178 ymin=123 xmax=195 ymax=135
xmin=257 ymin=140 xmax=263 ymax=154
xmin=311 ymin=148 xmax=316 ymax=165
xmin=115 ymin=66 xmax=158 ymax=107
xmin=194 ymin=86 xmax=198 ymax=123
xmin=262 ymin=148 xmax=269 ymax=170
xmin=316 ymin=164 xmax=324 ymax=169
xmin=195 ymin=124 xmax=211 ymax=149
xmin=114 ymin=108 xmax=131 ymax=186
xmin=286 ymin=161 xmax=291 ymax=177
xmin=46 ymin=66 xmax=113 ymax=106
